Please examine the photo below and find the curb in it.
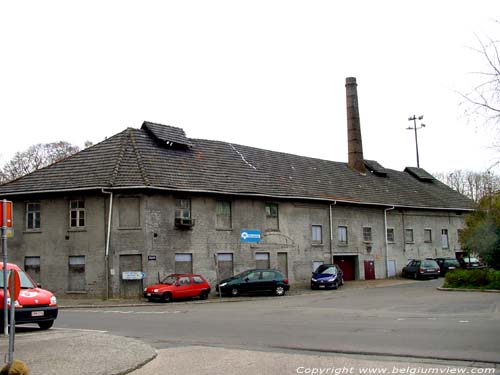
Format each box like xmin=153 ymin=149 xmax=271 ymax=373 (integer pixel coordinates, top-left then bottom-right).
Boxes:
xmin=437 ymin=287 xmax=500 ymax=293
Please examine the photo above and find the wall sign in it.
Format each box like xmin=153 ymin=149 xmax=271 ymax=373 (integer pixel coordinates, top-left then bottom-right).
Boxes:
xmin=240 ymin=229 xmax=261 ymax=243
xmin=122 ymin=271 xmax=145 ymax=280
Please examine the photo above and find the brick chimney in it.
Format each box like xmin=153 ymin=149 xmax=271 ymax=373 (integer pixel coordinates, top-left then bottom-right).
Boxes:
xmin=345 ymin=77 xmax=366 ymax=174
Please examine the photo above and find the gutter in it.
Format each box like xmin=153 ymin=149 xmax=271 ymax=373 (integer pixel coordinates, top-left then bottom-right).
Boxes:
xmin=0 ymin=185 xmax=475 ymax=212
xmin=101 ymin=189 xmax=114 ymax=300
xmin=384 ymin=206 xmax=395 ymax=278
xmin=329 ymin=202 xmax=337 ymax=262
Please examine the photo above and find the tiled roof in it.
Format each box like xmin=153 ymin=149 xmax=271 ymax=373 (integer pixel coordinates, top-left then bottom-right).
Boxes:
xmin=0 ymin=122 xmax=475 ymax=210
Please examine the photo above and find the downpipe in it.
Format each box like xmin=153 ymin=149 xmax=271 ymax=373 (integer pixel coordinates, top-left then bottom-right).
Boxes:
xmin=384 ymin=206 xmax=395 ymax=278
xmin=102 ymin=189 xmax=114 ymax=300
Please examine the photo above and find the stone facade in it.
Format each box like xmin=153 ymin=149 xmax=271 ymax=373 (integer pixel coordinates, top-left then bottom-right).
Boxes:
xmin=5 ymin=191 xmax=465 ymax=298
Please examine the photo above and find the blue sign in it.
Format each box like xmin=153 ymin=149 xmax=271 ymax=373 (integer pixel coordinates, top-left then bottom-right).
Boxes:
xmin=240 ymin=229 xmax=261 ymax=243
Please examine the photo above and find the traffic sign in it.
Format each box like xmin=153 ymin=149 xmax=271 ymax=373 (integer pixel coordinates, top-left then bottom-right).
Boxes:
xmin=8 ymin=270 xmax=20 ymax=301
xmin=0 ymin=201 xmax=13 ymax=228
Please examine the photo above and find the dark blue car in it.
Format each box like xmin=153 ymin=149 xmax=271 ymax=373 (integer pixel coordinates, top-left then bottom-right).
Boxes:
xmin=311 ymin=264 xmax=344 ymax=290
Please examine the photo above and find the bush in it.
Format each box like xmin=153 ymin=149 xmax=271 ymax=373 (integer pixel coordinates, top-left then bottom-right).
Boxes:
xmin=444 ymin=269 xmax=500 ymax=290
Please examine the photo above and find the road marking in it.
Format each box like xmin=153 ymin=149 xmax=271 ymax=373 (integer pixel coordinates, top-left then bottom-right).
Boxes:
xmin=459 ymin=320 xmax=469 ymax=323
xmin=52 ymin=327 xmax=108 ymax=333
xmin=65 ymin=309 xmax=183 ymax=315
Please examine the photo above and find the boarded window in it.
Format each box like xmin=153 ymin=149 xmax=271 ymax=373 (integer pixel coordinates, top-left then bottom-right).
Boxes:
xmin=363 ymin=227 xmax=372 ymax=243
xmin=118 ymin=197 xmax=140 ymax=228
xmin=24 ymin=256 xmax=41 ymax=285
xmin=217 ymin=253 xmax=233 ymax=281
xmin=175 ymin=253 xmax=193 ymax=274
xmin=255 ymin=252 xmax=270 ymax=269
xmin=338 ymin=226 xmax=348 ymax=244
xmin=68 ymin=256 xmax=86 ymax=291
xmin=26 ymin=202 xmax=41 ymax=230
xmin=312 ymin=225 xmax=322 ymax=244
xmin=424 ymin=229 xmax=432 ymax=243
xmin=216 ymin=200 xmax=232 ymax=229
xmin=69 ymin=200 xmax=85 ymax=228
xmin=277 ymin=252 xmax=288 ymax=278
xmin=265 ymin=203 xmax=279 ymax=231
xmin=405 ymin=229 xmax=414 ymax=243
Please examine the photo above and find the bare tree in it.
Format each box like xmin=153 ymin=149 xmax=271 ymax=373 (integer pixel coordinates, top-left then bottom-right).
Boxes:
xmin=434 ymin=169 xmax=500 ymax=203
xmin=0 ymin=142 xmax=79 ymax=183
xmin=460 ymin=22 xmax=500 ymax=128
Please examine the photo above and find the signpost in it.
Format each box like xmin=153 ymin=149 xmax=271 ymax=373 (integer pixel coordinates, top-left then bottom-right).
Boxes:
xmin=1 ymin=200 xmax=14 ymax=365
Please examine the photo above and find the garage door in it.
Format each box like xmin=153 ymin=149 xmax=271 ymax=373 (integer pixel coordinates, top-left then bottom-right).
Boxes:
xmin=333 ymin=256 xmax=356 ymax=281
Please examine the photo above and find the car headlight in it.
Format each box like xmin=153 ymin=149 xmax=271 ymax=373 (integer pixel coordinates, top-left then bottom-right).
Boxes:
xmin=219 ymin=282 xmax=227 ymax=287
xmin=144 ymin=288 xmax=147 ymax=292
xmin=311 ymin=278 xmax=317 ymax=282
xmin=50 ymin=295 xmax=57 ymax=305
xmin=6 ymin=298 xmax=20 ymax=307
xmin=328 ymin=277 xmax=337 ymax=282
xmin=153 ymin=289 xmax=159 ymax=293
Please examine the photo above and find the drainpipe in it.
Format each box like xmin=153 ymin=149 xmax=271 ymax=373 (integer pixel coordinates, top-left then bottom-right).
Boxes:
xmin=384 ymin=206 xmax=395 ymax=278
xmin=102 ymin=189 xmax=114 ymax=300
xmin=329 ymin=202 xmax=337 ymax=263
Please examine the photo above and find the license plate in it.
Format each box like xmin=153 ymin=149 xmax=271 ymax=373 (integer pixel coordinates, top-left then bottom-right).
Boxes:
xmin=147 ymin=293 xmax=151 ymax=296
xmin=319 ymin=285 xmax=325 ymax=288
xmin=31 ymin=311 xmax=44 ymax=317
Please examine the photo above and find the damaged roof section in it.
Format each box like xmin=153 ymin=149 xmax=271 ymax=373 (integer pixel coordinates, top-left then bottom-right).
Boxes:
xmin=142 ymin=121 xmax=193 ymax=149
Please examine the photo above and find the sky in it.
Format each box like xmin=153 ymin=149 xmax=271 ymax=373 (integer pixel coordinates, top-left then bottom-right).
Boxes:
xmin=1 ymin=1 xmax=499 ymax=175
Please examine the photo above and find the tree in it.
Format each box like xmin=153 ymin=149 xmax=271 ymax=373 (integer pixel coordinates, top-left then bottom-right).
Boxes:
xmin=460 ymin=193 xmax=500 ymax=269
xmin=433 ymin=169 xmax=500 ymax=203
xmin=0 ymin=141 xmax=79 ymax=183
xmin=460 ymin=24 xmax=500 ymax=127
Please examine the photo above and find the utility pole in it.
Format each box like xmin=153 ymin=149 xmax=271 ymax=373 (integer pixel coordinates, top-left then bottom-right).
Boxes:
xmin=407 ymin=115 xmax=425 ymax=168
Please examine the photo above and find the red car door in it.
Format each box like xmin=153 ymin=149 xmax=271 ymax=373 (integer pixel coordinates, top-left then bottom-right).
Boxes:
xmin=175 ymin=276 xmax=193 ymax=298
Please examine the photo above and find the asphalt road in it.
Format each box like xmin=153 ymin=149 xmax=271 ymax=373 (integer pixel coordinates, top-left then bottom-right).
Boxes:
xmin=56 ymin=279 xmax=500 ymax=364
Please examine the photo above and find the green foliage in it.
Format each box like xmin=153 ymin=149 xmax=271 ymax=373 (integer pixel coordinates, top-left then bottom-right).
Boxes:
xmin=460 ymin=193 xmax=500 ymax=270
xmin=444 ymin=269 xmax=500 ymax=290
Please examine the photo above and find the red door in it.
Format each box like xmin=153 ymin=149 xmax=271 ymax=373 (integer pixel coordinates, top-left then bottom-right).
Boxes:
xmin=334 ymin=256 xmax=356 ymax=281
xmin=364 ymin=260 xmax=375 ymax=280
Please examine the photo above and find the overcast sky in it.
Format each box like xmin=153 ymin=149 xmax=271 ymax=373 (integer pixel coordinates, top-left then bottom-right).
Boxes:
xmin=1 ymin=1 xmax=499 ymax=175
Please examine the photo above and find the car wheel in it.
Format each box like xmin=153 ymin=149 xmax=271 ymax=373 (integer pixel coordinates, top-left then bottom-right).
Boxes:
xmin=275 ymin=286 xmax=286 ymax=296
xmin=38 ymin=320 xmax=54 ymax=330
xmin=402 ymin=271 xmax=406 ymax=278
xmin=413 ymin=273 xmax=418 ymax=280
xmin=339 ymin=276 xmax=344 ymax=286
xmin=199 ymin=290 xmax=209 ymax=300
xmin=162 ymin=292 xmax=172 ymax=303
xmin=230 ymin=288 xmax=239 ymax=297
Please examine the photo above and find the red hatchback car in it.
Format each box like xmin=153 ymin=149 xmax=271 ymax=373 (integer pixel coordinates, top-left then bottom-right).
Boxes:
xmin=143 ymin=274 xmax=211 ymax=302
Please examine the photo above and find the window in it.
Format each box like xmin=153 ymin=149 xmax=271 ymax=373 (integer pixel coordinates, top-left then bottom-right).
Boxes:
xmin=175 ymin=198 xmax=193 ymax=227
xmin=70 ymin=200 xmax=85 ymax=228
xmin=68 ymin=256 xmax=86 ymax=292
xmin=312 ymin=225 xmax=322 ymax=244
xmin=217 ymin=253 xmax=234 ymax=280
xmin=363 ymin=227 xmax=372 ymax=243
xmin=255 ymin=252 xmax=270 ymax=269
xmin=338 ymin=226 xmax=348 ymax=244
xmin=178 ymin=276 xmax=191 ymax=286
xmin=24 ymin=256 xmax=41 ymax=285
xmin=26 ymin=202 xmax=41 ymax=230
xmin=192 ymin=276 xmax=204 ymax=284
xmin=405 ymin=229 xmax=414 ymax=243
xmin=386 ymin=228 xmax=395 ymax=242
xmin=261 ymin=271 xmax=276 ymax=280
xmin=441 ymin=229 xmax=449 ymax=249
xmin=424 ymin=229 xmax=432 ymax=243
xmin=265 ymin=203 xmax=279 ymax=231
xmin=216 ymin=200 xmax=232 ymax=229
xmin=175 ymin=253 xmax=193 ymax=274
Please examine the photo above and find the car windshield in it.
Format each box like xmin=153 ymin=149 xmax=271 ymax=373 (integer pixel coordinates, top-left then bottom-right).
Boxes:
xmin=315 ymin=265 xmax=337 ymax=275
xmin=464 ymin=257 xmax=479 ymax=263
xmin=160 ymin=275 xmax=177 ymax=285
xmin=445 ymin=260 xmax=460 ymax=266
xmin=0 ymin=270 xmax=36 ymax=289
xmin=422 ymin=260 xmax=438 ymax=268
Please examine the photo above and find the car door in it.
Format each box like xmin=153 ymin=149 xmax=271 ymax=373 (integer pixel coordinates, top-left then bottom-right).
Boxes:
xmin=240 ymin=271 xmax=261 ymax=294
xmin=175 ymin=276 xmax=193 ymax=298
xmin=260 ymin=271 xmax=277 ymax=292
xmin=407 ymin=260 xmax=419 ymax=277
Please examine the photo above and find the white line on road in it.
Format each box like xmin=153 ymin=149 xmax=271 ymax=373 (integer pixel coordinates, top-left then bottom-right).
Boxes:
xmin=52 ymin=327 xmax=108 ymax=333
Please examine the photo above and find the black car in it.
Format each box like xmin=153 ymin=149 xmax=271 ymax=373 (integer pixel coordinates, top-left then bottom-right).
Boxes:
xmin=433 ymin=257 xmax=461 ymax=276
xmin=459 ymin=256 xmax=485 ymax=269
xmin=402 ymin=259 xmax=440 ymax=279
xmin=311 ymin=264 xmax=344 ymax=290
xmin=217 ymin=269 xmax=290 ymax=297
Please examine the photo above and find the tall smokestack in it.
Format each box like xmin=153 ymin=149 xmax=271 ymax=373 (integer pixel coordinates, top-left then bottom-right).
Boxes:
xmin=345 ymin=77 xmax=366 ymax=174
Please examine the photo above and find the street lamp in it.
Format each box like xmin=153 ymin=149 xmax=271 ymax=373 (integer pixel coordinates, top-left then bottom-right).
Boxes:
xmin=407 ymin=115 xmax=425 ymax=168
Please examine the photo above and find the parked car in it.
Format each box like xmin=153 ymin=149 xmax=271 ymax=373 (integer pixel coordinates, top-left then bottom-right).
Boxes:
xmin=217 ymin=269 xmax=289 ymax=297
xmin=0 ymin=263 xmax=58 ymax=330
xmin=402 ymin=259 xmax=440 ymax=280
xmin=459 ymin=256 xmax=485 ymax=269
xmin=311 ymin=264 xmax=344 ymax=290
xmin=433 ymin=257 xmax=461 ymax=277
xmin=143 ymin=274 xmax=211 ymax=302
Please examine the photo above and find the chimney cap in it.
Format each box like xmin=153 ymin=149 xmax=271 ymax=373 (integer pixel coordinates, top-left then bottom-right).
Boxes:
xmin=346 ymin=77 xmax=357 ymax=85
